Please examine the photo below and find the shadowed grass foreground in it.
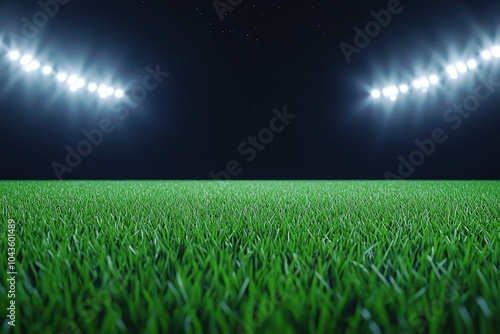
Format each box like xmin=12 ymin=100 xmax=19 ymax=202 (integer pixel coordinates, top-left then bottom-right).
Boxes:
xmin=1 ymin=181 xmax=499 ymax=334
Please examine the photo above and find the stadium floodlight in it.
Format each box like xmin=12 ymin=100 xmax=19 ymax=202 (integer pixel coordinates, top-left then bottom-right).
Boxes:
xmin=42 ymin=66 xmax=53 ymax=75
xmin=371 ymin=89 xmax=381 ymax=99
xmin=382 ymin=87 xmax=392 ymax=97
xmin=481 ymin=50 xmax=492 ymax=60
xmin=455 ymin=62 xmax=467 ymax=73
xmin=492 ymin=46 xmax=500 ymax=58
xmin=30 ymin=61 xmax=40 ymax=71
xmin=56 ymin=72 xmax=68 ymax=82
xmin=420 ymin=77 xmax=430 ymax=88
xmin=20 ymin=55 xmax=32 ymax=66
xmin=8 ymin=51 xmax=21 ymax=61
xmin=76 ymin=78 xmax=85 ymax=89
xmin=67 ymin=75 xmax=78 ymax=85
xmin=446 ymin=65 xmax=458 ymax=79
xmin=369 ymin=42 xmax=500 ymax=102
xmin=466 ymin=59 xmax=477 ymax=69
xmin=24 ymin=60 xmax=38 ymax=72
xmin=388 ymin=85 xmax=399 ymax=96
xmin=429 ymin=75 xmax=439 ymax=85
xmin=6 ymin=48 xmax=128 ymax=100
xmin=97 ymin=84 xmax=107 ymax=95
xmin=114 ymin=89 xmax=125 ymax=99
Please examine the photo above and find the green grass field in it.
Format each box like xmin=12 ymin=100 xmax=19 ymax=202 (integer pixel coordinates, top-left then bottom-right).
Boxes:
xmin=1 ymin=181 xmax=499 ymax=334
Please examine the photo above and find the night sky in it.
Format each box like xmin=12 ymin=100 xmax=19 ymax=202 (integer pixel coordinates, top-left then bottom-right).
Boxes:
xmin=1 ymin=0 xmax=500 ymax=180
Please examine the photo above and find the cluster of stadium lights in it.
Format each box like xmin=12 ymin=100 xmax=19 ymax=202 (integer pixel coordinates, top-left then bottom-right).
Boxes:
xmin=6 ymin=50 xmax=125 ymax=99
xmin=370 ymin=45 xmax=500 ymax=102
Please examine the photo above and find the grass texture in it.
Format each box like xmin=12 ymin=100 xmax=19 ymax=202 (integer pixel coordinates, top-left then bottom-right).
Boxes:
xmin=0 ymin=180 xmax=499 ymax=334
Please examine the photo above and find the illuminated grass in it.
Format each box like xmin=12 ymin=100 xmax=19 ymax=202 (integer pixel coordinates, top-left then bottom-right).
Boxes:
xmin=1 ymin=181 xmax=499 ymax=333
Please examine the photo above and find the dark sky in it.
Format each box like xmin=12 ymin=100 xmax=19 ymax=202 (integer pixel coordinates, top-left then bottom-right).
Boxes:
xmin=1 ymin=0 xmax=500 ymax=180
